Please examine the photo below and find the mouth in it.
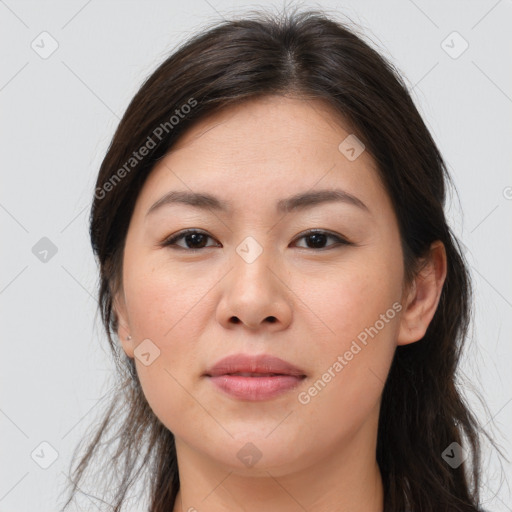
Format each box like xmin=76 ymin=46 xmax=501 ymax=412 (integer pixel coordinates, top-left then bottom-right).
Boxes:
xmin=204 ymin=353 xmax=306 ymax=401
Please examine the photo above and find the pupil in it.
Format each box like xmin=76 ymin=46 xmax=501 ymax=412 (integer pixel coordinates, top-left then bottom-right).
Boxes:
xmin=308 ymin=233 xmax=326 ymax=248
xmin=187 ymin=233 xmax=206 ymax=248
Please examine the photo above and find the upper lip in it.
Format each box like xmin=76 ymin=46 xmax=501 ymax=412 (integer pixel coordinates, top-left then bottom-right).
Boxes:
xmin=204 ymin=353 xmax=306 ymax=377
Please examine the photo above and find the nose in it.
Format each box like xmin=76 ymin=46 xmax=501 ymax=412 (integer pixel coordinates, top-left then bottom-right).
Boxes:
xmin=216 ymin=245 xmax=293 ymax=332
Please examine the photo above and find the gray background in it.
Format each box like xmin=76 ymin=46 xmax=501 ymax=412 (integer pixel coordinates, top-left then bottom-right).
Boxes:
xmin=1 ymin=0 xmax=511 ymax=510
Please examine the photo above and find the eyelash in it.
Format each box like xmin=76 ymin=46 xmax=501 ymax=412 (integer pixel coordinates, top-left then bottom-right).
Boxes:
xmin=160 ymin=229 xmax=352 ymax=252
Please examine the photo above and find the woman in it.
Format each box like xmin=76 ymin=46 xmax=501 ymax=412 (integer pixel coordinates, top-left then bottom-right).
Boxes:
xmin=61 ymin=7 xmax=492 ymax=512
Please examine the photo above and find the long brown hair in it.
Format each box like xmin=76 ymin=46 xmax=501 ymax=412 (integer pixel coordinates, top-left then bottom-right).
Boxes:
xmin=60 ymin=7 xmax=492 ymax=511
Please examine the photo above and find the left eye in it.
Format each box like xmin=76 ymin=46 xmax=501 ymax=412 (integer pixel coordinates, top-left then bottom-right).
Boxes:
xmin=161 ymin=229 xmax=351 ymax=251
xmin=293 ymin=230 xmax=351 ymax=250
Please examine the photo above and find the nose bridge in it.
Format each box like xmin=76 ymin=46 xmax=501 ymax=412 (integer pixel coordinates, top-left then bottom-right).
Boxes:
xmin=231 ymin=234 xmax=276 ymax=289
xmin=219 ymin=233 xmax=291 ymax=329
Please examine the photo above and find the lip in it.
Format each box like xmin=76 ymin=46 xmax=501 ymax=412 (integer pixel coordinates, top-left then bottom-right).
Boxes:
xmin=204 ymin=353 xmax=306 ymax=401
xmin=205 ymin=353 xmax=306 ymax=377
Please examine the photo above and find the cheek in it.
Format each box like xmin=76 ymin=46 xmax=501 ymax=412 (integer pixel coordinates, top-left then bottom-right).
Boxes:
xmin=121 ymin=259 xmax=221 ymax=430
xmin=124 ymin=258 xmax=214 ymax=341
xmin=303 ymin=251 xmax=402 ymax=348
xmin=292 ymin=250 xmax=402 ymax=422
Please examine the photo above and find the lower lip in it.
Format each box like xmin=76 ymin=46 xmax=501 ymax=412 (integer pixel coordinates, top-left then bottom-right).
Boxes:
xmin=208 ymin=374 xmax=305 ymax=401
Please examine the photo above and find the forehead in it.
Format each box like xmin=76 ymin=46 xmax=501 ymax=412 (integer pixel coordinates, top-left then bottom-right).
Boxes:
xmin=170 ymin=95 xmax=355 ymax=156
xmin=135 ymin=95 xmax=388 ymax=218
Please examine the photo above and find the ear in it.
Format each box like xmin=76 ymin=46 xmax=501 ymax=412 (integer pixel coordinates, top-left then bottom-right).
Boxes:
xmin=397 ymin=241 xmax=447 ymax=346
xmin=113 ymin=290 xmax=135 ymax=358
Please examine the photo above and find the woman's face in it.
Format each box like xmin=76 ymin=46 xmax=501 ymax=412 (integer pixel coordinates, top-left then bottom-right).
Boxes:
xmin=116 ymin=95 xmax=408 ymax=476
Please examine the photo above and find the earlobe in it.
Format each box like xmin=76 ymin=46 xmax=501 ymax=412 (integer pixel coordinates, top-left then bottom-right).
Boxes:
xmin=397 ymin=241 xmax=447 ymax=346
xmin=119 ymin=330 xmax=135 ymax=359
xmin=113 ymin=292 xmax=135 ymax=359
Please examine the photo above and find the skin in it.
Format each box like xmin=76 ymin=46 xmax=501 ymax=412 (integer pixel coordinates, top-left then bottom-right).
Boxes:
xmin=114 ymin=95 xmax=447 ymax=512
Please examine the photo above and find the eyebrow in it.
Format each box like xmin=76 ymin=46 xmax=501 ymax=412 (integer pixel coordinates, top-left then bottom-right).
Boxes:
xmin=146 ymin=188 xmax=370 ymax=217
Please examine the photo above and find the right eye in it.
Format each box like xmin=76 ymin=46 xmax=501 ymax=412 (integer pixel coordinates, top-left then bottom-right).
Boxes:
xmin=161 ymin=229 xmax=220 ymax=251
